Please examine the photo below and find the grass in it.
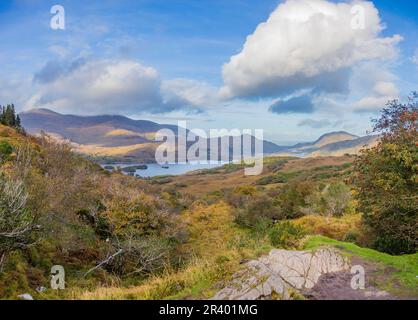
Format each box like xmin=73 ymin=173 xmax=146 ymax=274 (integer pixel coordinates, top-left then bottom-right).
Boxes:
xmin=70 ymin=201 xmax=273 ymax=300
xmin=72 ymin=259 xmax=220 ymax=300
xmin=256 ymin=171 xmax=302 ymax=185
xmin=292 ymin=214 xmax=361 ymax=241
xmin=303 ymin=235 xmax=418 ymax=296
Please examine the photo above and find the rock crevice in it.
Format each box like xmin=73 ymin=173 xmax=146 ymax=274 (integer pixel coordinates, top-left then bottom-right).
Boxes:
xmin=213 ymin=247 xmax=349 ymax=300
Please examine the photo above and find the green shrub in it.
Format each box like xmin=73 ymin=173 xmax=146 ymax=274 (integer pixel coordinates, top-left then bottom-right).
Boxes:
xmin=265 ymin=158 xmax=291 ymax=171
xmin=343 ymin=230 xmax=360 ymax=243
xmin=373 ymin=235 xmax=415 ymax=256
xmin=256 ymin=171 xmax=300 ymax=185
xmin=0 ymin=141 xmax=13 ymax=161
xmin=275 ymin=181 xmax=316 ymax=219
xmin=302 ymin=182 xmax=353 ymax=217
xmin=268 ymin=221 xmax=305 ymax=248
xmin=234 ymin=194 xmax=280 ymax=227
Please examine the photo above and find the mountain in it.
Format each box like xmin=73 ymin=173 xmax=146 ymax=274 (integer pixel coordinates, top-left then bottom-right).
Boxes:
xmin=20 ymin=108 xmax=178 ymax=147
xmin=20 ymin=109 xmax=283 ymax=162
xmin=276 ymin=131 xmax=378 ymax=157
xmin=307 ymin=135 xmax=379 ymax=157
xmin=20 ymin=109 xmax=378 ymax=162
xmin=311 ymin=131 xmax=359 ymax=148
xmin=288 ymin=131 xmax=359 ymax=151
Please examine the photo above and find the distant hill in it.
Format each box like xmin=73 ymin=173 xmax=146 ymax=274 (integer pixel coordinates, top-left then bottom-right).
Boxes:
xmin=20 ymin=108 xmax=178 ymax=147
xmin=311 ymin=131 xmax=359 ymax=148
xmin=308 ymin=135 xmax=379 ymax=157
xmin=288 ymin=131 xmax=359 ymax=151
xmin=20 ymin=109 xmax=284 ymax=162
xmin=20 ymin=109 xmax=378 ymax=162
xmin=274 ymin=131 xmax=377 ymax=157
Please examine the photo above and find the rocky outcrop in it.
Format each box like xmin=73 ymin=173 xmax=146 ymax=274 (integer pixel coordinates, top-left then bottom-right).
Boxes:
xmin=213 ymin=247 xmax=349 ymax=300
xmin=18 ymin=293 xmax=34 ymax=300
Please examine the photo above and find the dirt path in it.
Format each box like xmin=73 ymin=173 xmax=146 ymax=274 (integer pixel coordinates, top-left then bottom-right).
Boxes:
xmin=213 ymin=249 xmax=415 ymax=300
xmin=303 ymin=257 xmax=407 ymax=300
xmin=303 ymin=272 xmax=396 ymax=300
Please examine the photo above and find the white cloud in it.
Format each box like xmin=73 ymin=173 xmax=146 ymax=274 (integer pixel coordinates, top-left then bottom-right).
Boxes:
xmin=353 ymin=81 xmax=399 ymax=112
xmin=0 ymin=75 xmax=32 ymax=109
xmin=220 ymin=0 xmax=401 ymax=99
xmin=372 ymin=81 xmax=399 ymax=97
xmin=26 ymin=59 xmax=203 ymax=115
xmin=161 ymin=78 xmax=219 ymax=107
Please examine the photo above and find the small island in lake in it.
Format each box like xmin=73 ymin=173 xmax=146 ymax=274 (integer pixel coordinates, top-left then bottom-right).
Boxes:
xmin=121 ymin=165 xmax=148 ymax=173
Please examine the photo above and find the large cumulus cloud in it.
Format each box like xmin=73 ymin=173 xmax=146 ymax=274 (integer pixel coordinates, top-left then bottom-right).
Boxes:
xmin=220 ymin=0 xmax=401 ymax=101
xmin=26 ymin=59 xmax=202 ymax=115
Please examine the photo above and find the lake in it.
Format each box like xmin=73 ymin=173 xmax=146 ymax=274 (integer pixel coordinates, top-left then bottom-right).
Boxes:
xmin=103 ymin=162 xmax=228 ymax=177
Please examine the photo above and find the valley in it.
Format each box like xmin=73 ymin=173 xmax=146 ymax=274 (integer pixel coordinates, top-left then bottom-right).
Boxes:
xmin=0 ymin=100 xmax=416 ymax=301
xmin=20 ymin=109 xmax=379 ymax=163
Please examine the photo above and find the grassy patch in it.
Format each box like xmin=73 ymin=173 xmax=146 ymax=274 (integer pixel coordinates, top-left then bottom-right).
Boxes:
xmin=256 ymin=171 xmax=301 ymax=185
xmin=303 ymin=235 xmax=418 ymax=295
xmin=72 ymin=259 xmax=224 ymax=300
xmin=293 ymin=214 xmax=361 ymax=241
xmin=71 ymin=201 xmax=272 ymax=300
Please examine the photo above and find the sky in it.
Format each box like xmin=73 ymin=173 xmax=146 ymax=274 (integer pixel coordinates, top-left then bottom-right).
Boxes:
xmin=0 ymin=0 xmax=417 ymax=144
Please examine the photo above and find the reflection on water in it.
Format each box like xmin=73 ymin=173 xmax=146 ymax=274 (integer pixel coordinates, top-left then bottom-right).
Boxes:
xmin=102 ymin=162 xmax=227 ymax=178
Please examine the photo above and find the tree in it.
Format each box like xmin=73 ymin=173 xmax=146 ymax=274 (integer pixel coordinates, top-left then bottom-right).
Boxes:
xmin=0 ymin=175 xmax=39 ymax=270
xmin=0 ymin=104 xmax=22 ymax=130
xmin=352 ymin=94 xmax=417 ymax=254
xmin=302 ymin=182 xmax=352 ymax=217
xmin=322 ymin=182 xmax=352 ymax=217
xmin=277 ymin=181 xmax=316 ymax=219
xmin=15 ymin=115 xmax=21 ymax=128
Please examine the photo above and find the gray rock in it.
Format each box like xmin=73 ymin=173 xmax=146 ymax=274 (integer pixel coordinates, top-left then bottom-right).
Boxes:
xmin=212 ymin=247 xmax=349 ymax=300
xmin=18 ymin=293 xmax=34 ymax=300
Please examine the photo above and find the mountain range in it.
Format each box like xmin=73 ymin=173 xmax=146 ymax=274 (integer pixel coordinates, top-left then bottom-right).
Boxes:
xmin=19 ymin=109 xmax=379 ymax=162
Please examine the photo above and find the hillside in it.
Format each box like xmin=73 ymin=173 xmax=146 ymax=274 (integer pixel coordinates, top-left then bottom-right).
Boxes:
xmin=309 ymin=135 xmax=379 ymax=157
xmin=72 ymin=156 xmax=417 ymax=300
xmin=20 ymin=108 xmax=178 ymax=146
xmin=312 ymin=131 xmax=359 ymax=148
xmin=20 ymin=109 xmax=378 ymax=162
xmin=276 ymin=132 xmax=379 ymax=157
xmin=0 ymin=124 xmax=190 ymax=299
xmin=0 ymin=123 xmax=416 ymax=300
xmin=292 ymin=131 xmax=359 ymax=150
xmin=20 ymin=109 xmax=284 ymax=162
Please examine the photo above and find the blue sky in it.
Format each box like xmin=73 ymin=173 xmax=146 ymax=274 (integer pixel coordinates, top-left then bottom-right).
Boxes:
xmin=0 ymin=0 xmax=417 ymax=144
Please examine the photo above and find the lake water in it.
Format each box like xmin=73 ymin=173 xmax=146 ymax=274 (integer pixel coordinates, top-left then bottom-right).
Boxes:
xmin=103 ymin=162 xmax=228 ymax=178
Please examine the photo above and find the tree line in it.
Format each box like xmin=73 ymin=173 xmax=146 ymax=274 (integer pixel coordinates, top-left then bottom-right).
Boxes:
xmin=0 ymin=104 xmax=22 ymax=129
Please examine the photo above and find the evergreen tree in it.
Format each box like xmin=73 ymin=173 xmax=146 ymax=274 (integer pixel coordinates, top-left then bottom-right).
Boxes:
xmin=0 ymin=103 xmax=23 ymax=129
xmin=0 ymin=106 xmax=5 ymax=125
xmin=16 ymin=114 xmax=21 ymax=128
